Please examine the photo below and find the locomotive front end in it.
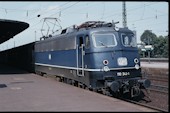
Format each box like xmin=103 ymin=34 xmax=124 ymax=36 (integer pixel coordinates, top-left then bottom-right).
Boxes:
xmin=89 ymin=27 xmax=151 ymax=98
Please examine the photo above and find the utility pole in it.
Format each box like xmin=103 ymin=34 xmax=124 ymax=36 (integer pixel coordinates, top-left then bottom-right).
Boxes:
xmin=148 ymin=30 xmax=152 ymax=64
xmin=148 ymin=35 xmax=151 ymax=64
xmin=122 ymin=1 xmax=127 ymax=28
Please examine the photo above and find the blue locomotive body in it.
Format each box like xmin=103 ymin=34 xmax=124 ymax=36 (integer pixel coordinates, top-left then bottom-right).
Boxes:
xmin=34 ymin=21 xmax=150 ymax=97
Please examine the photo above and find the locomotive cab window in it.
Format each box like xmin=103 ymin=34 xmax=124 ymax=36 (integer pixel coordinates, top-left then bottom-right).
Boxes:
xmin=85 ymin=35 xmax=90 ymax=48
xmin=92 ymin=33 xmax=117 ymax=48
xmin=121 ymin=33 xmax=137 ymax=47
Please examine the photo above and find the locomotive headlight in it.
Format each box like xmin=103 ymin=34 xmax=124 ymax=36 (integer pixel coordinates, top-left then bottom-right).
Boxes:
xmin=103 ymin=60 xmax=109 ymax=65
xmin=134 ymin=58 xmax=139 ymax=64
xmin=117 ymin=57 xmax=127 ymax=66
xmin=135 ymin=64 xmax=140 ymax=70
xmin=103 ymin=66 xmax=110 ymax=72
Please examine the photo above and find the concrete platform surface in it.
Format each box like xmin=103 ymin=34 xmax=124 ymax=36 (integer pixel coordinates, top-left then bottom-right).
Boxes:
xmin=141 ymin=61 xmax=168 ymax=69
xmin=0 ymin=73 xmax=158 ymax=112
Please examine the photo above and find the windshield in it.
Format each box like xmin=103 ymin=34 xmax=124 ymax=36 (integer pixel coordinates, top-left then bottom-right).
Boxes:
xmin=121 ymin=33 xmax=137 ymax=47
xmin=92 ymin=33 xmax=117 ymax=48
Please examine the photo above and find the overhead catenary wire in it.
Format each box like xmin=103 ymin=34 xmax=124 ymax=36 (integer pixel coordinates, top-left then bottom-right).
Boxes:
xmin=23 ymin=2 xmax=75 ymax=23
xmin=128 ymin=14 xmax=167 ymax=23
xmin=23 ymin=3 xmax=68 ymax=21
xmin=28 ymin=2 xmax=167 ymax=28
xmin=48 ymin=2 xmax=80 ymax=17
xmin=0 ymin=2 xmax=168 ymax=50
xmin=25 ymin=2 xmax=78 ymax=31
xmin=102 ymin=2 xmax=158 ymax=20
xmin=4 ymin=2 xmax=165 ymax=33
xmin=25 ymin=2 xmax=80 ymax=32
xmin=28 ymin=2 xmax=167 ymax=33
xmin=35 ymin=2 xmax=70 ymax=18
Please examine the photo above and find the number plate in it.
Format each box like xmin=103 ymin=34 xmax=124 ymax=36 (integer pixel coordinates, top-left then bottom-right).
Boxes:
xmin=117 ymin=72 xmax=130 ymax=76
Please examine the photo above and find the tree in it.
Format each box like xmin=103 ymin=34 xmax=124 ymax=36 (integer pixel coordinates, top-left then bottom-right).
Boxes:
xmin=140 ymin=30 xmax=168 ymax=58
xmin=140 ymin=30 xmax=157 ymax=45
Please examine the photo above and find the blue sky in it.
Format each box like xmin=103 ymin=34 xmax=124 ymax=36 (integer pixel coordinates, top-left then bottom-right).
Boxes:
xmin=0 ymin=1 xmax=168 ymax=50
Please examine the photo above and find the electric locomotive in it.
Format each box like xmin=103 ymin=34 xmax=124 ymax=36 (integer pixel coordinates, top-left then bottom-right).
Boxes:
xmin=34 ymin=21 xmax=151 ymax=98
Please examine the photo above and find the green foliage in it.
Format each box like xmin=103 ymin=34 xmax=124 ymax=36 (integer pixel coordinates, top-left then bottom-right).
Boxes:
xmin=141 ymin=30 xmax=157 ymax=45
xmin=139 ymin=30 xmax=168 ymax=58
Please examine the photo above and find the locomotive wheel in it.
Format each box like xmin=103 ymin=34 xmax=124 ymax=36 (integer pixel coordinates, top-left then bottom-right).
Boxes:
xmin=111 ymin=91 xmax=120 ymax=98
xmin=89 ymin=88 xmax=97 ymax=92
xmin=101 ymin=88 xmax=112 ymax=96
xmin=70 ymin=80 xmax=75 ymax=86
xmin=84 ymin=86 xmax=89 ymax=90
xmin=36 ymin=71 xmax=44 ymax=76
xmin=60 ymin=77 xmax=64 ymax=82
xmin=78 ymin=82 xmax=83 ymax=88
xmin=55 ymin=76 xmax=61 ymax=82
xmin=42 ymin=73 xmax=47 ymax=78
xmin=82 ymin=84 xmax=86 ymax=89
xmin=63 ymin=77 xmax=67 ymax=83
xmin=66 ymin=79 xmax=72 ymax=85
xmin=73 ymin=81 xmax=78 ymax=87
xmin=35 ymin=71 xmax=40 ymax=75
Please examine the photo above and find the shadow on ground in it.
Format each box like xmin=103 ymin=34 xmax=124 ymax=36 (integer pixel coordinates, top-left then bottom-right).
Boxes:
xmin=0 ymin=64 xmax=30 ymax=74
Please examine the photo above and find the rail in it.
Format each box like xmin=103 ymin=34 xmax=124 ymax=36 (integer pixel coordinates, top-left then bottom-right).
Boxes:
xmin=119 ymin=97 xmax=168 ymax=112
xmin=148 ymin=84 xmax=168 ymax=94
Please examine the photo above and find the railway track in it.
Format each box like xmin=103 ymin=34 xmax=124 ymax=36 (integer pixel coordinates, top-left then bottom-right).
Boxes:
xmin=142 ymin=72 xmax=168 ymax=85
xmin=143 ymin=73 xmax=168 ymax=93
xmin=130 ymin=71 xmax=169 ymax=111
xmin=96 ymin=88 xmax=168 ymax=112
xmin=148 ymin=76 xmax=168 ymax=82
xmin=119 ymin=97 xmax=168 ymax=112
xmin=148 ymin=84 xmax=168 ymax=94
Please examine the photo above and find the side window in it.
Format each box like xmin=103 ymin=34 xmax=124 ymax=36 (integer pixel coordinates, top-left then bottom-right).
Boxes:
xmin=85 ymin=35 xmax=90 ymax=48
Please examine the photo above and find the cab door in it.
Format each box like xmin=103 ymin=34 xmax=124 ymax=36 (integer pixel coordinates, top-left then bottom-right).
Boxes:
xmin=76 ymin=35 xmax=85 ymax=76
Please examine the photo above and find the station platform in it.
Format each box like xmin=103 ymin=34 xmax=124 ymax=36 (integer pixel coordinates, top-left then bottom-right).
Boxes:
xmin=0 ymin=72 xmax=156 ymax=111
xmin=140 ymin=61 xmax=168 ymax=76
xmin=141 ymin=61 xmax=168 ymax=69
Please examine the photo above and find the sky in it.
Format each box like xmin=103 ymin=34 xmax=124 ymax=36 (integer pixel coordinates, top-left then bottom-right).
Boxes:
xmin=0 ymin=1 xmax=168 ymax=51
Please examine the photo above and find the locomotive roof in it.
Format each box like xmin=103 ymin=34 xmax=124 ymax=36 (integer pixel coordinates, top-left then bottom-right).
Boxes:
xmin=76 ymin=26 xmax=134 ymax=35
xmin=65 ymin=21 xmax=133 ymax=35
xmin=37 ymin=21 xmax=134 ymax=42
